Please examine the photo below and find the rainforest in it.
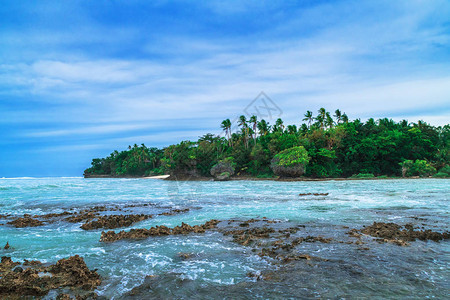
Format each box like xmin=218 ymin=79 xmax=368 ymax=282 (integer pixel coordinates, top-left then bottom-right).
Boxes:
xmin=84 ymin=108 xmax=450 ymax=179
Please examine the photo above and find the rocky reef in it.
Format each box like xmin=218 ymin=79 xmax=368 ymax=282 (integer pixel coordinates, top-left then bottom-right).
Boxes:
xmin=0 ymin=255 xmax=101 ymax=298
xmin=2 ymin=203 xmax=192 ymax=231
xmin=356 ymin=222 xmax=450 ymax=246
xmin=7 ymin=215 xmax=44 ymax=228
xmin=80 ymin=214 xmax=152 ymax=230
xmin=100 ymin=220 xmax=220 ymax=242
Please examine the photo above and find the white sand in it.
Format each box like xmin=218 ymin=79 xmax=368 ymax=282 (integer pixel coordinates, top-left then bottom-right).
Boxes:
xmin=143 ymin=175 xmax=170 ymax=179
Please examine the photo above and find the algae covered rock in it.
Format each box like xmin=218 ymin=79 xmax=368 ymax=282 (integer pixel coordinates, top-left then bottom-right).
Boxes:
xmin=210 ymin=157 xmax=235 ymax=180
xmin=271 ymin=146 xmax=310 ymax=177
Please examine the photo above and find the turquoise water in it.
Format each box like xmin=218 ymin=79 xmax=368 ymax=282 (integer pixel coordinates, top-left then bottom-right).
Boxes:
xmin=0 ymin=178 xmax=449 ymax=298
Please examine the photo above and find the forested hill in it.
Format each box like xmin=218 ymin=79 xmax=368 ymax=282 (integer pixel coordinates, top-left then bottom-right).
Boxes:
xmin=84 ymin=109 xmax=450 ymax=179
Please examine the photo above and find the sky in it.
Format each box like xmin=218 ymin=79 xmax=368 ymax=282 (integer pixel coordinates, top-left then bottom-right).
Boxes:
xmin=1 ymin=0 xmax=449 ymax=177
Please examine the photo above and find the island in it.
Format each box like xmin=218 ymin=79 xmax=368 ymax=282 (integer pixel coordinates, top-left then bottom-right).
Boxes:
xmin=84 ymin=108 xmax=450 ymax=180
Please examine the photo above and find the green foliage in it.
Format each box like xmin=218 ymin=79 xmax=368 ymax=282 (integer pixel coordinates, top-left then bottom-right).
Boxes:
xmin=273 ymin=146 xmax=310 ymax=167
xmin=271 ymin=146 xmax=310 ymax=177
xmin=84 ymin=109 xmax=448 ymax=179
xmin=433 ymin=165 xmax=450 ymax=178
xmin=433 ymin=172 xmax=448 ymax=178
xmin=350 ymin=173 xmax=375 ymax=179
xmin=401 ymin=159 xmax=436 ymax=177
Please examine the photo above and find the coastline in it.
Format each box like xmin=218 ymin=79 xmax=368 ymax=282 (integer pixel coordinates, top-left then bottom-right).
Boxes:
xmin=83 ymin=174 xmax=442 ymax=181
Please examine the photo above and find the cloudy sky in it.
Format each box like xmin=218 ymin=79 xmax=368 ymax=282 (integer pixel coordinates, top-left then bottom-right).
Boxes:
xmin=1 ymin=0 xmax=449 ymax=177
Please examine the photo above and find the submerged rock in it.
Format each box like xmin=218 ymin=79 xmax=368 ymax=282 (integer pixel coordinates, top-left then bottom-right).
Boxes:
xmin=80 ymin=214 xmax=151 ymax=230
xmin=160 ymin=208 xmax=190 ymax=216
xmin=0 ymin=255 xmax=101 ymax=298
xmin=100 ymin=220 xmax=220 ymax=242
xmin=298 ymin=193 xmax=329 ymax=196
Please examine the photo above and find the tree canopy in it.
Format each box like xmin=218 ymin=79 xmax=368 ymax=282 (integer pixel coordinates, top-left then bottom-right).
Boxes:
xmin=84 ymin=108 xmax=449 ymax=179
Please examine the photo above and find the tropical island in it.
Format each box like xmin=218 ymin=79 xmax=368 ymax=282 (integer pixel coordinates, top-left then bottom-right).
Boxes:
xmin=84 ymin=108 xmax=450 ymax=180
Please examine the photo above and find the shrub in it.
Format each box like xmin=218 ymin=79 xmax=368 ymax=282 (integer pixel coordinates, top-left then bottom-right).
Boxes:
xmin=436 ymin=165 xmax=450 ymax=177
xmin=433 ymin=172 xmax=448 ymax=178
xmin=377 ymin=175 xmax=389 ymax=179
xmin=400 ymin=159 xmax=436 ymax=177
xmin=271 ymin=146 xmax=310 ymax=177
xmin=350 ymin=173 xmax=375 ymax=179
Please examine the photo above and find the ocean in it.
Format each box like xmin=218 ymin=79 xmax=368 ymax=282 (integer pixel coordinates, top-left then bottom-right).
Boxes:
xmin=0 ymin=177 xmax=449 ymax=298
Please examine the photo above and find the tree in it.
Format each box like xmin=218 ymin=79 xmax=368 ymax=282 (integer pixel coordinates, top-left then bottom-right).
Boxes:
xmin=221 ymin=119 xmax=233 ymax=147
xmin=303 ymin=110 xmax=314 ymax=128
xmin=249 ymin=115 xmax=258 ymax=145
xmin=238 ymin=115 xmax=249 ymax=149
xmin=334 ymin=109 xmax=342 ymax=124
xmin=257 ymin=119 xmax=270 ymax=136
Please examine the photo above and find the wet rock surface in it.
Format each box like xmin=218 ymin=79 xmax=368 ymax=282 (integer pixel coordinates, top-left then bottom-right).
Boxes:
xmin=220 ymin=219 xmax=332 ymax=263
xmin=80 ymin=214 xmax=152 ymax=230
xmin=160 ymin=208 xmax=190 ymax=216
xmin=1 ymin=203 xmax=194 ymax=231
xmin=100 ymin=220 xmax=220 ymax=242
xmin=7 ymin=215 xmax=44 ymax=228
xmin=359 ymin=222 xmax=449 ymax=245
xmin=0 ymin=255 xmax=101 ymax=298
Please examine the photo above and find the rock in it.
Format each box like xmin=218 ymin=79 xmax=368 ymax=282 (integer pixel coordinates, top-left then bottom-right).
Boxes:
xmin=80 ymin=214 xmax=151 ymax=230
xmin=210 ymin=160 xmax=235 ymax=179
xmin=178 ymin=253 xmax=193 ymax=260
xmin=355 ymin=222 xmax=449 ymax=246
xmin=215 ymin=172 xmax=231 ymax=181
xmin=160 ymin=208 xmax=190 ymax=216
xmin=0 ymin=255 xmax=101 ymax=298
xmin=298 ymin=193 xmax=329 ymax=196
xmin=7 ymin=216 xmax=44 ymax=228
xmin=100 ymin=220 xmax=220 ymax=242
xmin=4 ymin=242 xmax=9 ymax=249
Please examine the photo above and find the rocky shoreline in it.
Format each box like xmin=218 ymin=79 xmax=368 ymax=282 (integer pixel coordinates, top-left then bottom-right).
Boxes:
xmin=2 ymin=197 xmax=449 ymax=299
xmin=2 ymin=215 xmax=448 ymax=298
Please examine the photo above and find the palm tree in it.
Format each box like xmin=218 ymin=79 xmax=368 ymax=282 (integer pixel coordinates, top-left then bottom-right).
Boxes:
xmin=317 ymin=108 xmax=326 ymax=129
xmin=341 ymin=113 xmax=349 ymax=124
xmin=274 ymin=118 xmax=284 ymax=133
xmin=238 ymin=115 xmax=249 ymax=148
xmin=334 ymin=109 xmax=342 ymax=124
xmin=287 ymin=125 xmax=297 ymax=134
xmin=325 ymin=112 xmax=334 ymax=128
xmin=249 ymin=115 xmax=258 ymax=144
xmin=257 ymin=119 xmax=269 ymax=136
xmin=300 ymin=123 xmax=308 ymax=134
xmin=303 ymin=110 xmax=314 ymax=128
xmin=220 ymin=119 xmax=232 ymax=147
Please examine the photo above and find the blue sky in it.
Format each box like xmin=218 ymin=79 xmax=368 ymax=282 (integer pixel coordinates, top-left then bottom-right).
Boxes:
xmin=1 ymin=0 xmax=449 ymax=177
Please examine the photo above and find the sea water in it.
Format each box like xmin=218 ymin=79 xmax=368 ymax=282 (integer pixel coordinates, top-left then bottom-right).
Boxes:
xmin=0 ymin=178 xmax=449 ymax=298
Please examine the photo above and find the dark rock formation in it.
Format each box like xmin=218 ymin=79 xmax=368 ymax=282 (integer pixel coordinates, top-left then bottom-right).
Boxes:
xmin=80 ymin=214 xmax=151 ymax=230
xmin=4 ymin=242 xmax=9 ymax=250
xmin=210 ymin=160 xmax=235 ymax=180
xmin=0 ymin=255 xmax=101 ymax=298
xmin=354 ymin=222 xmax=449 ymax=246
xmin=7 ymin=215 xmax=44 ymax=228
xmin=160 ymin=208 xmax=190 ymax=216
xmin=298 ymin=193 xmax=329 ymax=196
xmin=100 ymin=220 xmax=220 ymax=242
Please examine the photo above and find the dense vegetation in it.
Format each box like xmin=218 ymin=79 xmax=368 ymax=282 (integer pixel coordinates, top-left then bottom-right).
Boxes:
xmin=84 ymin=108 xmax=449 ymax=179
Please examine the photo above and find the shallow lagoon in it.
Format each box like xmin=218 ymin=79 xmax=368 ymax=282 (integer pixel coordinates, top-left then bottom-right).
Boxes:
xmin=1 ymin=178 xmax=449 ymax=298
